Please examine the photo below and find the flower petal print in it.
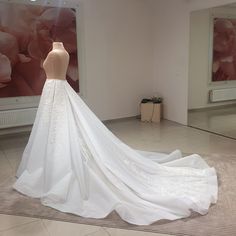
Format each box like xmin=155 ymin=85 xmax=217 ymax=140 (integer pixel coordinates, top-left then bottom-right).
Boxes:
xmin=53 ymin=27 xmax=77 ymax=53
xmin=28 ymin=37 xmax=51 ymax=60
xmin=67 ymin=54 xmax=79 ymax=81
xmin=18 ymin=54 xmax=32 ymax=63
xmin=213 ymin=18 xmax=236 ymax=81
xmin=0 ymin=4 xmax=42 ymax=51
xmin=29 ymin=8 xmax=77 ymax=59
xmin=0 ymin=31 xmax=19 ymax=65
xmin=214 ymin=19 xmax=236 ymax=54
xmin=15 ymin=58 xmax=46 ymax=95
xmin=0 ymin=53 xmax=11 ymax=88
xmin=38 ymin=8 xmax=75 ymax=29
xmin=0 ymin=3 xmax=79 ymax=97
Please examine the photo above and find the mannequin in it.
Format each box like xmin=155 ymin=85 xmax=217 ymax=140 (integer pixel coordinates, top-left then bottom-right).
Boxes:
xmin=43 ymin=42 xmax=69 ymax=80
xmin=13 ymin=41 xmax=218 ymax=226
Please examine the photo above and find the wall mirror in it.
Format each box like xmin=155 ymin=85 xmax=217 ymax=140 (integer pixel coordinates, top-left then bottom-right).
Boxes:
xmin=188 ymin=2 xmax=236 ymax=139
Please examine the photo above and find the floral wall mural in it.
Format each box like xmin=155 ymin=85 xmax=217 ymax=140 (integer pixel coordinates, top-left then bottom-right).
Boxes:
xmin=0 ymin=2 xmax=79 ymax=98
xmin=212 ymin=17 xmax=236 ymax=82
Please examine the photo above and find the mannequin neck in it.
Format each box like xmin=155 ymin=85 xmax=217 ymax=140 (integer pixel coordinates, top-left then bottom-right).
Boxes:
xmin=53 ymin=42 xmax=64 ymax=50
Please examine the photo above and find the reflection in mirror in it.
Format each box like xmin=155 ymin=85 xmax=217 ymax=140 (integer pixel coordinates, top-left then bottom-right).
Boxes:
xmin=188 ymin=2 xmax=236 ymax=139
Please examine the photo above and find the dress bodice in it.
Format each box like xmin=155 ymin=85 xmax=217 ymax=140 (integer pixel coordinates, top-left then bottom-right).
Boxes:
xmin=43 ymin=49 xmax=69 ymax=80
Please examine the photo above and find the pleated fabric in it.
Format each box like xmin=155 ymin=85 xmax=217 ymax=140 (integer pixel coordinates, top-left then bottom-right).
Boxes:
xmin=14 ymin=79 xmax=218 ymax=225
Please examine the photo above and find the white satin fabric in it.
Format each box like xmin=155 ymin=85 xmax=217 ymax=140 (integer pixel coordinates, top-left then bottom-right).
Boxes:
xmin=14 ymin=79 xmax=218 ymax=225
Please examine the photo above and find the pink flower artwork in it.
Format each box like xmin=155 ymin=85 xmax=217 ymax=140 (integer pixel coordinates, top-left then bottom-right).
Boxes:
xmin=212 ymin=18 xmax=236 ymax=81
xmin=0 ymin=2 xmax=79 ymax=98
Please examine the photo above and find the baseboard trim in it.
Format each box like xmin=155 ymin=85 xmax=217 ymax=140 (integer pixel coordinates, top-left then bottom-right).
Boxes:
xmin=188 ymin=103 xmax=236 ymax=113
xmin=103 ymin=115 xmax=140 ymax=124
xmin=0 ymin=125 xmax=32 ymax=137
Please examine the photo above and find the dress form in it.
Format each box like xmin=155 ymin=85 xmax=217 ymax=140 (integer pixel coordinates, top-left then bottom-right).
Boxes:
xmin=13 ymin=42 xmax=218 ymax=226
xmin=43 ymin=42 xmax=69 ymax=80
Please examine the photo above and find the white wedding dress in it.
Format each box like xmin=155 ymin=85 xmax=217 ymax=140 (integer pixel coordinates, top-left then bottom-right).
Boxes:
xmin=13 ymin=48 xmax=218 ymax=225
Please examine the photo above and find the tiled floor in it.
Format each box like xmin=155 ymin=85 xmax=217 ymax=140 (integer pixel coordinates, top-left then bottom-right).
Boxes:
xmin=188 ymin=105 xmax=236 ymax=139
xmin=1 ymin=118 xmax=236 ymax=236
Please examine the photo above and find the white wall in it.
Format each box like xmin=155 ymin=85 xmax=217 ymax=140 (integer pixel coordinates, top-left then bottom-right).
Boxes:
xmin=82 ymin=0 xmax=236 ymax=123
xmin=189 ymin=0 xmax=236 ymax=11
xmin=150 ymin=0 xmax=236 ymax=125
xmin=79 ymin=0 xmax=154 ymax=121
xmin=75 ymin=0 xmax=236 ymax=124
xmin=188 ymin=7 xmax=236 ymax=109
xmin=150 ymin=0 xmax=190 ymax=125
